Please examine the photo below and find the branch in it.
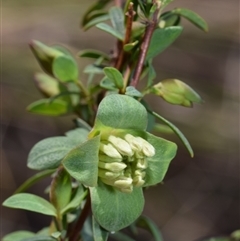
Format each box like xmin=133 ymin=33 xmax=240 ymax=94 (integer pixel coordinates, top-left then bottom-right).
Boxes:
xmin=69 ymin=192 xmax=91 ymax=241
xmin=115 ymin=2 xmax=135 ymax=70
xmin=130 ymin=0 xmax=161 ymax=87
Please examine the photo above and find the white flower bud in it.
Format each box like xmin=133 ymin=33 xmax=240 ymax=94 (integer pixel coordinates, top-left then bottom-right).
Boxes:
xmin=136 ymin=158 xmax=148 ymax=169
xmin=98 ymin=168 xmax=121 ymax=179
xmin=120 ymin=186 xmax=133 ymax=193
xmin=108 ymin=135 xmax=133 ymax=156
xmin=124 ymin=134 xmax=143 ymax=152
xmin=98 ymin=161 xmax=127 ymax=172
xmin=99 ymin=154 xmax=122 ymax=163
xmin=135 ymin=137 xmax=155 ymax=157
xmin=114 ymin=177 xmax=133 ymax=189
xmin=99 ymin=143 xmax=122 ymax=158
xmin=134 ymin=170 xmax=146 ymax=178
xmin=133 ymin=175 xmax=145 ymax=187
xmin=100 ymin=177 xmax=116 ymax=187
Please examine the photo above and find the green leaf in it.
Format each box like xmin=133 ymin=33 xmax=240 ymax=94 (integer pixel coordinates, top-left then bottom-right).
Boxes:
xmin=20 ymin=237 xmax=56 ymax=241
xmin=136 ymin=215 xmax=163 ymax=241
xmin=75 ymin=118 xmax=92 ymax=131
xmin=27 ymin=99 xmax=69 ymax=116
xmin=63 ymin=135 xmax=100 ymax=187
xmin=96 ymin=23 xmax=124 ymax=41
xmin=83 ymin=14 xmax=110 ymax=31
xmin=27 ymin=136 xmax=82 ymax=170
xmin=92 ymin=216 xmax=109 ymax=241
xmin=159 ymin=12 xmax=181 ymax=28
xmin=3 ymin=193 xmax=57 ymax=216
xmin=100 ymin=76 xmax=118 ymax=91
xmin=125 ymin=86 xmax=143 ymax=98
xmin=65 ymin=128 xmax=89 ymax=143
xmin=146 ymin=26 xmax=183 ymax=60
xmin=61 ymin=185 xmax=87 ymax=214
xmin=81 ymin=216 xmax=94 ymax=241
xmin=34 ymin=73 xmax=60 ymax=97
xmin=110 ymin=232 xmax=135 ymax=241
xmin=50 ymin=168 xmax=72 ymax=215
xmin=147 ymin=63 xmax=156 ymax=88
xmin=84 ymin=65 xmax=104 ymax=74
xmin=109 ymin=7 xmax=125 ymax=36
xmin=52 ymin=45 xmax=73 ymax=56
xmin=90 ymin=181 xmax=144 ymax=231
xmin=29 ymin=40 xmax=63 ymax=75
xmin=162 ymin=0 xmax=174 ymax=9
xmin=78 ymin=49 xmax=110 ymax=60
xmin=150 ymin=111 xmax=194 ymax=157
xmin=14 ymin=170 xmax=55 ymax=194
xmin=151 ymin=79 xmax=202 ymax=107
xmin=2 ymin=231 xmax=35 ymax=241
xmin=94 ymin=94 xmax=148 ymax=131
xmin=123 ymin=41 xmax=139 ymax=52
xmin=144 ymin=132 xmax=177 ymax=186
xmin=172 ymin=8 xmax=208 ymax=32
xmin=52 ymin=55 xmax=78 ymax=82
xmin=231 ymin=230 xmax=240 ymax=240
xmin=153 ymin=123 xmax=174 ymax=134
xmin=103 ymin=67 xmax=124 ymax=89
xmin=82 ymin=0 xmax=111 ymax=27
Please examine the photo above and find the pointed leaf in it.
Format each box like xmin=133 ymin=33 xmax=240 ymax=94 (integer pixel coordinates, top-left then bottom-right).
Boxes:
xmin=52 ymin=55 xmax=78 ymax=82
xmin=14 ymin=170 xmax=55 ymax=194
xmin=100 ymin=76 xmax=118 ymax=91
xmin=136 ymin=215 xmax=163 ymax=241
xmin=3 ymin=231 xmax=35 ymax=241
xmin=162 ymin=0 xmax=174 ymax=8
xmin=50 ymin=168 xmax=72 ymax=214
xmin=90 ymin=181 xmax=144 ymax=231
xmin=146 ymin=26 xmax=183 ymax=60
xmin=150 ymin=111 xmax=194 ymax=157
xmin=172 ymin=8 xmax=208 ymax=32
xmin=34 ymin=73 xmax=60 ymax=97
xmin=96 ymin=23 xmax=124 ymax=40
xmin=144 ymin=132 xmax=177 ymax=186
xmin=92 ymin=216 xmax=109 ymax=241
xmin=63 ymin=135 xmax=100 ymax=187
xmin=65 ymin=128 xmax=89 ymax=143
xmin=27 ymin=99 xmax=68 ymax=116
xmin=3 ymin=193 xmax=57 ymax=216
xmin=103 ymin=67 xmax=124 ymax=89
xmin=94 ymin=94 xmax=148 ymax=131
xmin=84 ymin=14 xmax=110 ymax=31
xmin=61 ymin=185 xmax=87 ymax=214
xmin=27 ymin=136 xmax=83 ymax=170
xmin=78 ymin=49 xmax=110 ymax=60
xmin=159 ymin=12 xmax=180 ymax=28
xmin=123 ymin=41 xmax=139 ymax=52
xmin=109 ymin=7 xmax=125 ymax=36
xmin=84 ymin=65 xmax=104 ymax=74
xmin=125 ymin=86 xmax=143 ymax=98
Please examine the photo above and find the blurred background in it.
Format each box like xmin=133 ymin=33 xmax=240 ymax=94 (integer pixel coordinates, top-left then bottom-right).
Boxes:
xmin=1 ymin=0 xmax=239 ymax=240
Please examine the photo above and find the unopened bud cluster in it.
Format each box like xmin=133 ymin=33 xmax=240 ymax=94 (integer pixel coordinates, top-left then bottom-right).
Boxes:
xmin=98 ymin=133 xmax=155 ymax=193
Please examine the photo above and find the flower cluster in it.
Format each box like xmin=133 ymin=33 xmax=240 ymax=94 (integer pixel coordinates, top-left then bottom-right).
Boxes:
xmin=97 ymin=133 xmax=155 ymax=193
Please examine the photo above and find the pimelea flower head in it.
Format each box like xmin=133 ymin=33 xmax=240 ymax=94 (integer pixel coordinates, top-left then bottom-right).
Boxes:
xmin=63 ymin=94 xmax=177 ymax=231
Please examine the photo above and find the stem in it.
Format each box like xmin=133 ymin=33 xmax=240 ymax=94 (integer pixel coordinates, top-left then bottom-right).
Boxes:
xmin=130 ymin=0 xmax=161 ymax=87
xmin=115 ymin=2 xmax=135 ymax=70
xmin=69 ymin=192 xmax=91 ymax=241
xmin=76 ymin=80 xmax=89 ymax=98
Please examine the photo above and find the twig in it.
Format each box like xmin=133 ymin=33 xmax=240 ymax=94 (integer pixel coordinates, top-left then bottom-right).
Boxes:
xmin=69 ymin=192 xmax=91 ymax=241
xmin=115 ymin=2 xmax=135 ymax=70
xmin=130 ymin=0 xmax=161 ymax=87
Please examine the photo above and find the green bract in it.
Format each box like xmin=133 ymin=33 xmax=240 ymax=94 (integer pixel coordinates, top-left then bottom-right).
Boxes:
xmin=63 ymin=94 xmax=177 ymax=231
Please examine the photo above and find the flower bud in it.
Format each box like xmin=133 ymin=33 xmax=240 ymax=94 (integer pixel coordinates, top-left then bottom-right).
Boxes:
xmin=134 ymin=170 xmax=146 ymax=178
xmin=136 ymin=158 xmax=148 ymax=169
xmin=120 ymin=186 xmax=133 ymax=193
xmin=135 ymin=137 xmax=155 ymax=157
xmin=108 ymin=135 xmax=133 ymax=156
xmin=99 ymin=154 xmax=122 ymax=163
xmin=114 ymin=177 xmax=133 ymax=189
xmin=98 ymin=161 xmax=127 ymax=172
xmin=98 ymin=168 xmax=121 ymax=179
xmin=124 ymin=134 xmax=143 ymax=152
xmin=133 ymin=175 xmax=145 ymax=187
xmin=99 ymin=143 xmax=122 ymax=158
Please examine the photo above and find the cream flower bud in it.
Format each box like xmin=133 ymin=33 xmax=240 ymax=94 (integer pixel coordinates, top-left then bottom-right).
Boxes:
xmin=98 ymin=168 xmax=121 ymax=179
xmin=124 ymin=134 xmax=143 ymax=152
xmin=114 ymin=177 xmax=133 ymax=189
xmin=135 ymin=137 xmax=155 ymax=157
xmin=108 ymin=135 xmax=133 ymax=156
xmin=99 ymin=143 xmax=122 ymax=158
xmin=120 ymin=186 xmax=133 ymax=193
xmin=134 ymin=170 xmax=146 ymax=178
xmin=98 ymin=161 xmax=127 ymax=172
xmin=136 ymin=158 xmax=148 ymax=169
xmin=133 ymin=175 xmax=145 ymax=187
xmin=99 ymin=154 xmax=122 ymax=163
